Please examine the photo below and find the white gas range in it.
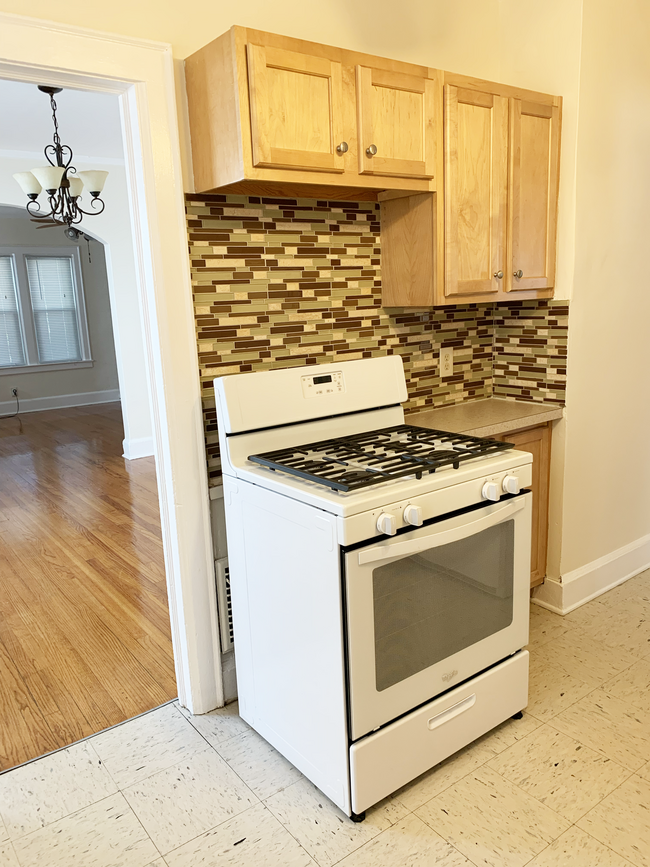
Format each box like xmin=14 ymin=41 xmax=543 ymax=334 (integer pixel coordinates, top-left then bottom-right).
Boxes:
xmin=215 ymin=355 xmax=532 ymax=820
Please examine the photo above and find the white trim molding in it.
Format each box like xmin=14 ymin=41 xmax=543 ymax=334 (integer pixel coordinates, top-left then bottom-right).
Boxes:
xmin=0 ymin=388 xmax=119 ymax=414
xmin=122 ymin=435 xmax=155 ymax=460
xmin=0 ymin=12 xmax=222 ymax=714
xmin=533 ymin=533 xmax=650 ymax=615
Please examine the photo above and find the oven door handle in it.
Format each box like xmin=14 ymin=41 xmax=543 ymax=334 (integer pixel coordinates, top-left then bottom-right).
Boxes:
xmin=358 ymin=496 xmax=526 ymax=565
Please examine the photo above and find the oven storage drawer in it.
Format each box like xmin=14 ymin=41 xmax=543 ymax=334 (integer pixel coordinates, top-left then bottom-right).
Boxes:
xmin=349 ymin=650 xmax=528 ymax=814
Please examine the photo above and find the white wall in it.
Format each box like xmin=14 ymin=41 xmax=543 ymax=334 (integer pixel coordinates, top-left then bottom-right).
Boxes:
xmin=0 ymin=212 xmax=119 ymax=407
xmin=0 ymin=154 xmax=154 ymax=458
xmin=558 ymin=0 xmax=650 ymax=575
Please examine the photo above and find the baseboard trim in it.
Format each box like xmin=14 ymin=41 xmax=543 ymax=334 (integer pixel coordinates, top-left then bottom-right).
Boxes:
xmin=0 ymin=389 xmax=120 ymax=415
xmin=533 ymin=533 xmax=650 ymax=615
xmin=122 ymin=436 xmax=155 ymax=460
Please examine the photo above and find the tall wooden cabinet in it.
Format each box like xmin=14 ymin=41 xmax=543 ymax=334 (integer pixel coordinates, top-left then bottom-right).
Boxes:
xmin=381 ymin=79 xmax=561 ymax=307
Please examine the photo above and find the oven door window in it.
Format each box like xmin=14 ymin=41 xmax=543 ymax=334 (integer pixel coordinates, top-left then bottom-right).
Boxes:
xmin=373 ymin=520 xmax=514 ymax=692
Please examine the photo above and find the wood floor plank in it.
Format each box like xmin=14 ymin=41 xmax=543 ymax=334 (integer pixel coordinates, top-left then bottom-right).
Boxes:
xmin=0 ymin=403 xmax=177 ymax=770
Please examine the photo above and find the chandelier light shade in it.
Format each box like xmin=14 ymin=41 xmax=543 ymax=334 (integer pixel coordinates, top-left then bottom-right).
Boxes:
xmin=13 ymin=171 xmax=42 ymax=196
xmin=13 ymin=85 xmax=109 ymax=231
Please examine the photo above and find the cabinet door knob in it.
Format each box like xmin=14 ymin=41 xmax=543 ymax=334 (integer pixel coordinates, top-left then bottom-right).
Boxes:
xmin=513 ymin=269 xmax=523 ymax=279
xmin=336 ymin=141 xmax=349 ymax=154
xmin=493 ymin=270 xmax=503 ymax=279
xmin=366 ymin=144 xmax=378 ymax=156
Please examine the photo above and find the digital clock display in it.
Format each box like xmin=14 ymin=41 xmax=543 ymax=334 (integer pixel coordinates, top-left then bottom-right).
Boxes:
xmin=313 ymin=375 xmax=332 ymax=385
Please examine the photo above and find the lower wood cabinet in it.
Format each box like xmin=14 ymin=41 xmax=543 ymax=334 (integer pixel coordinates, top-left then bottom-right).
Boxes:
xmin=496 ymin=423 xmax=551 ymax=588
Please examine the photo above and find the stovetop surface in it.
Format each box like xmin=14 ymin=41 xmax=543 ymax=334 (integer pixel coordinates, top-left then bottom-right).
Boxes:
xmin=248 ymin=424 xmax=513 ymax=493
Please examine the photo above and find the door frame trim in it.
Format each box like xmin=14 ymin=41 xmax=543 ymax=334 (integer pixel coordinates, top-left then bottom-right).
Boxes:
xmin=0 ymin=11 xmax=222 ymax=713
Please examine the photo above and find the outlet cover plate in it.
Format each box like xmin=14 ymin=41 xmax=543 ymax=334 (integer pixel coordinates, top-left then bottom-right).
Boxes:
xmin=440 ymin=347 xmax=454 ymax=378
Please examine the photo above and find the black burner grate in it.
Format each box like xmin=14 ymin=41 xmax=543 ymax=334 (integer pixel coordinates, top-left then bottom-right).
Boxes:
xmin=248 ymin=425 xmax=514 ymax=492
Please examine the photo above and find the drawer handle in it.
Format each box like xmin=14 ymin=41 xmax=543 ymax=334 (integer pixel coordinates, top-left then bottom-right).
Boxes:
xmin=428 ymin=694 xmax=476 ymax=730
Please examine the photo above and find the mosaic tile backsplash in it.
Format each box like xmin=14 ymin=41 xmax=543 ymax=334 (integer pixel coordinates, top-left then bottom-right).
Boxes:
xmin=186 ymin=194 xmax=568 ymax=484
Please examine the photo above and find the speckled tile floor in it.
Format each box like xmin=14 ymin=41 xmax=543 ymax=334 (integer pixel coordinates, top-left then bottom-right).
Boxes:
xmin=3 ymin=571 xmax=650 ymax=867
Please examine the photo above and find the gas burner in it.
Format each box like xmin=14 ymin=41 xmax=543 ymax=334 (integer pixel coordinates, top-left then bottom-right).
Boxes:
xmin=248 ymin=425 xmax=513 ymax=492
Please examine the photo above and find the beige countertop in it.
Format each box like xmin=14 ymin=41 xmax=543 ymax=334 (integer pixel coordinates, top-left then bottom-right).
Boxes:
xmin=407 ymin=398 xmax=564 ymax=438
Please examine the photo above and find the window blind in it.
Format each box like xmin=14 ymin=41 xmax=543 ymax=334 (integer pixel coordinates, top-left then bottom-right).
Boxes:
xmin=26 ymin=256 xmax=81 ymax=363
xmin=0 ymin=256 xmax=25 ymax=367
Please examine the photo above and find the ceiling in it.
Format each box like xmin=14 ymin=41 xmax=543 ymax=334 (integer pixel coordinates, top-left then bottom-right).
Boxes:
xmin=0 ymin=79 xmax=124 ymax=162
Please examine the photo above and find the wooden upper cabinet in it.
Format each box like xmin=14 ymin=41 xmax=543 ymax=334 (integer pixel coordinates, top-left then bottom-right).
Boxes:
xmin=508 ymin=99 xmax=560 ymax=294
xmin=444 ymin=86 xmax=508 ymax=299
xmin=356 ymin=67 xmax=440 ymax=180
xmin=247 ymin=44 xmax=346 ymax=173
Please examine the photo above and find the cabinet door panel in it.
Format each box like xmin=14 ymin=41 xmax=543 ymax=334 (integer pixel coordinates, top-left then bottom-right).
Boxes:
xmin=357 ymin=66 xmax=439 ymax=179
xmin=505 ymin=425 xmax=551 ymax=587
xmin=509 ymin=99 xmax=560 ymax=292
xmin=247 ymin=44 xmax=346 ymax=173
xmin=444 ymin=86 xmax=508 ymax=298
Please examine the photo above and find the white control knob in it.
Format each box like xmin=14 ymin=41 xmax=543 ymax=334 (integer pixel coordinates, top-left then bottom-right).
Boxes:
xmin=403 ymin=504 xmax=423 ymax=527
xmin=376 ymin=513 xmax=397 ymax=536
xmin=482 ymin=481 xmax=500 ymax=502
xmin=502 ymin=475 xmax=521 ymax=495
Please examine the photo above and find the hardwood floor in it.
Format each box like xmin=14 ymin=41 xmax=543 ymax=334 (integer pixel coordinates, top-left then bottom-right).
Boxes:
xmin=0 ymin=403 xmax=176 ymax=771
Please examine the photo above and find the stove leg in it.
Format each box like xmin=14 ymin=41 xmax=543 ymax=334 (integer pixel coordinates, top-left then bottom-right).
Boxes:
xmin=350 ymin=811 xmax=366 ymax=823
xmin=511 ymin=711 xmax=524 ymax=720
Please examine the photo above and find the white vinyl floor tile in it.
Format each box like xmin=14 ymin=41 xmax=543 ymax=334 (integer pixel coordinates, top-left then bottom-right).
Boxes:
xmin=12 ymin=793 xmax=159 ymax=867
xmin=91 ymin=703 xmax=207 ymax=789
xmin=526 ymin=826 xmax=634 ymax=866
xmin=216 ymin=729 xmax=302 ymax=799
xmin=265 ymin=777 xmax=407 ymax=867
xmin=415 ymin=765 xmax=570 ymax=867
xmin=0 ymin=844 xmax=19 ymax=867
xmin=335 ymin=813 xmax=471 ymax=867
xmin=540 ymin=628 xmax=638 ymax=688
xmin=526 ymin=655 xmax=594 ymax=722
xmin=487 ymin=723 xmax=631 ymax=822
xmin=0 ymin=740 xmax=117 ymax=839
xmin=577 ymin=775 xmax=650 ymax=867
xmin=165 ymin=802 xmax=314 ymax=867
xmin=528 ymin=606 xmax=571 ymax=649
xmin=602 ymin=657 xmax=650 ymax=713
xmin=177 ymin=700 xmax=250 ymax=749
xmin=552 ymin=688 xmax=650 ymax=771
xmin=123 ymin=746 xmax=258 ymax=854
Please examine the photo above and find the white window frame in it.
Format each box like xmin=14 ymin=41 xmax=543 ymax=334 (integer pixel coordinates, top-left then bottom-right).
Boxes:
xmin=0 ymin=245 xmax=93 ymax=375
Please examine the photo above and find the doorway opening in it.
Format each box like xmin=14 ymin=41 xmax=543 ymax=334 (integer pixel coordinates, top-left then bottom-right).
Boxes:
xmin=0 ymin=177 xmax=176 ymax=768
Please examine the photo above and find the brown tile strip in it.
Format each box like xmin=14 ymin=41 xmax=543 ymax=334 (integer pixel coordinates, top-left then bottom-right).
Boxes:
xmin=186 ymin=194 xmax=568 ymax=484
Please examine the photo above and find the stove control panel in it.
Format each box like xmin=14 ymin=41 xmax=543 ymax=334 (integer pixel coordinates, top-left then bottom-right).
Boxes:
xmin=301 ymin=371 xmax=345 ymax=398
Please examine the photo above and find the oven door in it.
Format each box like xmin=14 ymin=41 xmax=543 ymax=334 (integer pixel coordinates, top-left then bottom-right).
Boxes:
xmin=344 ymin=492 xmax=532 ymax=741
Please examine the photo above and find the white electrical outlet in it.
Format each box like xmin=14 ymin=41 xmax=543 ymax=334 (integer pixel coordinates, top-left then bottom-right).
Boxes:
xmin=440 ymin=347 xmax=454 ymax=378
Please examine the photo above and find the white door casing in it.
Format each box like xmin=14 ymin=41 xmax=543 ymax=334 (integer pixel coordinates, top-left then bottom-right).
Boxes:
xmin=0 ymin=12 xmax=222 ymax=713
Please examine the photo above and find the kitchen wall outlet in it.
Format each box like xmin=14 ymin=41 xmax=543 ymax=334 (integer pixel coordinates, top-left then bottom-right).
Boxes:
xmin=11 ymin=388 xmax=18 ymax=397
xmin=440 ymin=347 xmax=454 ymax=378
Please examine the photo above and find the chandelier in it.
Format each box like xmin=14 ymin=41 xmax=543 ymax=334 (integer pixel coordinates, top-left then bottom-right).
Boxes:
xmin=13 ymin=86 xmax=108 ymax=239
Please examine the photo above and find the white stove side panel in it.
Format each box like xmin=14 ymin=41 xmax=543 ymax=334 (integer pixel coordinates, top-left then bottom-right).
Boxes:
xmin=215 ymin=355 xmax=407 ymax=434
xmin=222 ymin=476 xmax=351 ymax=813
